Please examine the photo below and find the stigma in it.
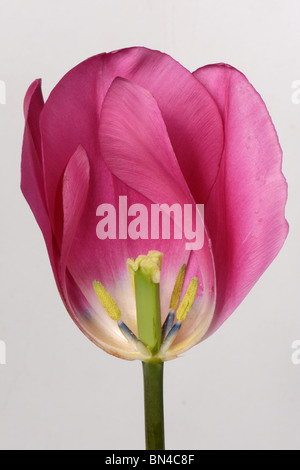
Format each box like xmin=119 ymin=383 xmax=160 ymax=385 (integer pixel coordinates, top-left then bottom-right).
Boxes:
xmin=127 ymin=250 xmax=163 ymax=283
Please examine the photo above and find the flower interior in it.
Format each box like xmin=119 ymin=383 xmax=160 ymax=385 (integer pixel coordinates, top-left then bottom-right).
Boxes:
xmin=93 ymin=250 xmax=198 ymax=362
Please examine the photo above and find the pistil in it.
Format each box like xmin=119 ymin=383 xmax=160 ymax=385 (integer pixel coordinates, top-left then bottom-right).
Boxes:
xmin=127 ymin=251 xmax=163 ymax=356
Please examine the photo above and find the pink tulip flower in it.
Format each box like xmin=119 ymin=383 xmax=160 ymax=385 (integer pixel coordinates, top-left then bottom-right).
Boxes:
xmin=21 ymin=47 xmax=288 ymax=364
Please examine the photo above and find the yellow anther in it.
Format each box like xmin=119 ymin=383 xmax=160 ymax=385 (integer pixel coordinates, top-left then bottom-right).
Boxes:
xmin=130 ymin=274 xmax=136 ymax=298
xmin=93 ymin=281 xmax=121 ymax=321
xmin=127 ymin=251 xmax=163 ymax=284
xmin=176 ymin=277 xmax=198 ymax=323
xmin=169 ymin=264 xmax=187 ymax=311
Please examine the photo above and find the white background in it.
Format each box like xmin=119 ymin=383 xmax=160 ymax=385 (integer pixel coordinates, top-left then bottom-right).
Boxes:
xmin=0 ymin=0 xmax=299 ymax=450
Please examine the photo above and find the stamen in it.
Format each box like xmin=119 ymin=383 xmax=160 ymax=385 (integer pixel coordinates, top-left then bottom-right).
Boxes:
xmin=169 ymin=264 xmax=187 ymax=311
xmin=130 ymin=274 xmax=136 ymax=297
xmin=93 ymin=280 xmax=150 ymax=357
xmin=93 ymin=280 xmax=121 ymax=321
xmin=160 ymin=277 xmax=199 ymax=354
xmin=160 ymin=321 xmax=182 ymax=353
xmin=161 ymin=311 xmax=175 ymax=342
xmin=117 ymin=319 xmax=138 ymax=344
xmin=161 ymin=265 xmax=187 ymax=343
xmin=176 ymin=277 xmax=198 ymax=323
xmin=117 ymin=320 xmax=151 ymax=358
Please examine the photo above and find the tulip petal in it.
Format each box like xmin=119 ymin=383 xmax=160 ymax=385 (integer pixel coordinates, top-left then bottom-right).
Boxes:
xmin=61 ymin=145 xmax=90 ymax=285
xmin=193 ymin=64 xmax=289 ymax=335
xmin=21 ymin=80 xmax=46 ymax=228
xmin=21 ymin=80 xmax=61 ymax=288
xmin=103 ymin=48 xmax=224 ymax=205
xmin=99 ymin=77 xmax=192 ymax=206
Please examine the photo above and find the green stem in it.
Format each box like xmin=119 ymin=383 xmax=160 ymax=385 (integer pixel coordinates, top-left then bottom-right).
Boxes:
xmin=142 ymin=361 xmax=165 ymax=450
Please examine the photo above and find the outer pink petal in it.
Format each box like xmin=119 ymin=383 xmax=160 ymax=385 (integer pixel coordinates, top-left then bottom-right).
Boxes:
xmin=21 ymin=80 xmax=47 ymax=230
xmin=193 ymin=64 xmax=289 ymax=335
xmin=21 ymin=80 xmax=61 ymax=290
